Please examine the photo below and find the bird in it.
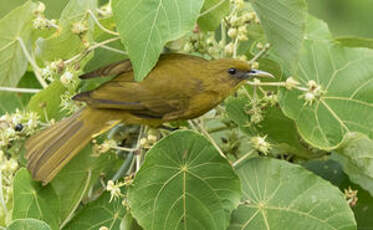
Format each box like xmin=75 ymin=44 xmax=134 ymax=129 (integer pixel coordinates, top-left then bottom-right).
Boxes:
xmin=25 ymin=53 xmax=274 ymax=184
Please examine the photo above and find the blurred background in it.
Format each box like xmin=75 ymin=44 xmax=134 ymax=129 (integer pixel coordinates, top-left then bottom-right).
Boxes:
xmin=1 ymin=0 xmax=373 ymax=38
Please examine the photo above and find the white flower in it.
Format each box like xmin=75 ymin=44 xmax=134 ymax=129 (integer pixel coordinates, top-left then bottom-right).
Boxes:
xmin=285 ymin=77 xmax=300 ymax=90
xmin=60 ymin=71 xmax=74 ymax=85
xmin=251 ymin=136 xmax=271 ymax=155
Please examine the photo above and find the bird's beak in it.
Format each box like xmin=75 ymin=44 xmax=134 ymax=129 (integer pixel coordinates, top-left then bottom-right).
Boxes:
xmin=245 ymin=69 xmax=275 ymax=79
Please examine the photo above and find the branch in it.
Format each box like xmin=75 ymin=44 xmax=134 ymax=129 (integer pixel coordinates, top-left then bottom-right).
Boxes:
xmin=16 ymin=37 xmax=48 ymax=88
xmin=87 ymin=9 xmax=119 ymax=36
xmin=0 ymin=86 xmax=41 ymax=93
xmin=64 ymin=36 xmax=121 ymax=65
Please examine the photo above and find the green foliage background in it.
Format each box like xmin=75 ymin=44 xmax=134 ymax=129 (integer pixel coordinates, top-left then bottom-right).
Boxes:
xmin=0 ymin=0 xmax=372 ymax=230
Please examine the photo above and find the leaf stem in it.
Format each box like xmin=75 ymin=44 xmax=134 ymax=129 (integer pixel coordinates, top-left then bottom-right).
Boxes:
xmin=87 ymin=9 xmax=119 ymax=36
xmin=112 ymin=146 xmax=138 ymax=152
xmin=189 ymin=120 xmax=226 ymax=158
xmin=64 ymin=36 xmax=121 ymax=65
xmin=0 ymin=171 xmax=8 ymax=215
xmin=135 ymin=126 xmax=146 ymax=172
xmin=100 ymin=44 xmax=127 ymax=55
xmin=16 ymin=37 xmax=48 ymax=88
xmin=199 ymin=0 xmax=227 ymax=17
xmin=233 ymin=37 xmax=239 ymax=58
xmin=0 ymin=86 xmax=41 ymax=93
xmin=246 ymin=81 xmax=308 ymax=92
xmin=232 ymin=150 xmax=255 ymax=168
xmin=111 ymin=152 xmax=134 ymax=181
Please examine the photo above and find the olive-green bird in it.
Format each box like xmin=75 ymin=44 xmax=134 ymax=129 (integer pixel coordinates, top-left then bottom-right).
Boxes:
xmin=25 ymin=53 xmax=273 ymax=184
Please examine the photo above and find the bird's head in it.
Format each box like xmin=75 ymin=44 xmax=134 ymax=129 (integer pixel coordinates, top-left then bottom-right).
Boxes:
xmin=208 ymin=58 xmax=274 ymax=84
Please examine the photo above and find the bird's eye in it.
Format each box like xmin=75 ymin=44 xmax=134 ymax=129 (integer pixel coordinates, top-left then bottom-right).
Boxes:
xmin=227 ymin=68 xmax=237 ymax=75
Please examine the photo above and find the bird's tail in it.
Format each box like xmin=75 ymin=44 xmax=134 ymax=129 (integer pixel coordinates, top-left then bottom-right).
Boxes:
xmin=25 ymin=107 xmax=121 ymax=184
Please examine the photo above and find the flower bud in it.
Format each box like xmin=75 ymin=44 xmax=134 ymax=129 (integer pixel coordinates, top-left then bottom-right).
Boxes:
xmin=72 ymin=21 xmax=88 ymax=35
xmin=251 ymin=136 xmax=271 ymax=155
xmin=34 ymin=1 xmax=46 ymax=14
xmin=227 ymin=28 xmax=238 ymax=38
xmin=224 ymin=43 xmax=234 ymax=55
xmin=285 ymin=77 xmax=300 ymax=90
xmin=237 ymin=34 xmax=248 ymax=41
xmin=60 ymin=71 xmax=74 ymax=85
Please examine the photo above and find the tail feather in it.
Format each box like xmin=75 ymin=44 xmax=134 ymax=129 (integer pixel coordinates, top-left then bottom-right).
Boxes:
xmin=25 ymin=107 xmax=120 ymax=184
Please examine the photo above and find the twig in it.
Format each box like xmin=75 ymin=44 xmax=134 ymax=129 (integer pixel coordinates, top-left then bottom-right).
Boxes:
xmin=111 ymin=152 xmax=134 ymax=181
xmin=233 ymin=37 xmax=239 ymax=58
xmin=64 ymin=36 xmax=121 ymax=65
xmin=0 ymin=171 xmax=8 ymax=214
xmin=136 ymin=126 xmax=146 ymax=172
xmin=249 ymin=44 xmax=270 ymax=65
xmin=0 ymin=86 xmax=41 ymax=93
xmin=100 ymin=45 xmax=127 ymax=55
xmin=206 ymin=125 xmax=230 ymax=133
xmin=16 ymin=37 xmax=48 ymax=88
xmin=112 ymin=146 xmax=139 ymax=152
xmin=87 ymin=9 xmax=119 ymax=36
xmin=232 ymin=150 xmax=255 ymax=167
xmin=246 ymin=81 xmax=308 ymax=92
xmin=189 ymin=120 xmax=226 ymax=158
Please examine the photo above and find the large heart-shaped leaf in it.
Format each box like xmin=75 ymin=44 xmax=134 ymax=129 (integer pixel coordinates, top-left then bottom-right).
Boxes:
xmin=0 ymin=1 xmax=36 ymax=87
xmin=333 ymin=133 xmax=373 ymax=196
xmin=250 ymin=0 xmax=307 ymax=68
xmin=279 ymin=17 xmax=373 ymax=150
xmin=229 ymin=157 xmax=356 ymax=230
xmin=305 ymin=159 xmax=373 ymax=229
xmin=128 ymin=130 xmax=241 ymax=230
xmin=112 ymin=0 xmax=204 ymax=81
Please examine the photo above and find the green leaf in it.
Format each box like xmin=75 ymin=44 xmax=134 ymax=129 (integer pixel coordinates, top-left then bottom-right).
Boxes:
xmin=225 ymin=97 xmax=315 ymax=158
xmin=333 ymin=133 xmax=373 ymax=196
xmin=36 ymin=0 xmax=97 ymax=62
xmin=250 ymin=0 xmax=307 ymax=68
xmin=198 ymin=0 xmax=229 ymax=31
xmin=258 ymin=106 xmax=316 ymax=158
xmin=7 ymin=218 xmax=52 ymax=230
xmin=64 ymin=192 xmax=126 ymax=230
xmin=0 ymin=72 xmax=41 ymax=115
xmin=112 ymin=0 xmax=204 ymax=81
xmin=12 ymin=168 xmax=60 ymax=230
xmin=279 ymin=17 xmax=373 ymax=150
xmin=128 ymin=130 xmax=241 ymax=230
xmin=27 ymin=80 xmax=66 ymax=121
xmin=84 ymin=33 xmax=126 ymax=73
xmin=336 ymin=36 xmax=373 ymax=49
xmin=51 ymin=144 xmax=119 ymax=226
xmin=304 ymin=159 xmax=373 ymax=229
xmin=225 ymin=96 xmax=253 ymax=135
xmin=121 ymin=213 xmax=143 ymax=230
xmin=229 ymin=157 xmax=356 ymax=230
xmin=0 ymin=1 xmax=36 ymax=87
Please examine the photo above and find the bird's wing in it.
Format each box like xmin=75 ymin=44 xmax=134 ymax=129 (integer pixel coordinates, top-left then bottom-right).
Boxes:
xmin=73 ymin=80 xmax=189 ymax=118
xmin=74 ymin=54 xmax=208 ymax=118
